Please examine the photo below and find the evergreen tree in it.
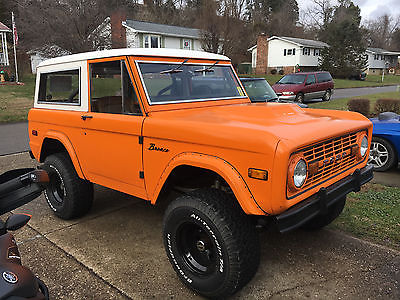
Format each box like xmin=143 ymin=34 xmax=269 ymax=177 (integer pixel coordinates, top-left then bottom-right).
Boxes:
xmin=318 ymin=0 xmax=368 ymax=78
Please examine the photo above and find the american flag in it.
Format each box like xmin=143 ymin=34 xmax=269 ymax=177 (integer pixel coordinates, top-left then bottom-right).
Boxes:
xmin=12 ymin=12 xmax=18 ymax=46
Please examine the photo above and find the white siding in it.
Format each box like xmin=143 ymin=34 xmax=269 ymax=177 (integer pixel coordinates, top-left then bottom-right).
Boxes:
xmin=298 ymin=48 xmax=321 ymax=67
xmin=268 ymin=40 xmax=300 ymax=68
xmin=193 ymin=39 xmax=203 ymax=51
xmin=164 ymin=37 xmax=181 ymax=49
xmin=30 ymin=54 xmax=46 ymax=74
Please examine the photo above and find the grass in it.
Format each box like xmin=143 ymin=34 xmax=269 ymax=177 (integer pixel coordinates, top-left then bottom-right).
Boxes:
xmin=0 ymin=75 xmax=36 ymax=123
xmin=329 ymin=183 xmax=400 ymax=251
xmin=308 ymin=91 xmax=400 ymax=113
xmin=240 ymin=74 xmax=400 ymax=89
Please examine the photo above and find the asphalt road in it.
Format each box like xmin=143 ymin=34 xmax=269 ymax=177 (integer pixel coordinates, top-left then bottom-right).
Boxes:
xmin=1 ymin=153 xmax=399 ymax=299
xmin=332 ymin=85 xmax=399 ymax=100
xmin=0 ymin=121 xmax=29 ymax=156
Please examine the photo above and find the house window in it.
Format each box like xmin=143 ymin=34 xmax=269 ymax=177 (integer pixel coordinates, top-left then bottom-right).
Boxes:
xmin=182 ymin=39 xmax=192 ymax=50
xmin=287 ymin=49 xmax=292 ymax=55
xmin=303 ymin=48 xmax=311 ymax=55
xmin=314 ymin=49 xmax=320 ymax=56
xmin=144 ymin=35 xmax=161 ymax=48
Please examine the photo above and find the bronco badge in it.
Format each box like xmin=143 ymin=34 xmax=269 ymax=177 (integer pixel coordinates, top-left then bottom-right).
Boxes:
xmin=148 ymin=143 xmax=169 ymax=152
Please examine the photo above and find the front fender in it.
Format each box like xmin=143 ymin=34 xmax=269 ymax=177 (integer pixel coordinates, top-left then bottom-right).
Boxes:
xmin=150 ymin=152 xmax=266 ymax=215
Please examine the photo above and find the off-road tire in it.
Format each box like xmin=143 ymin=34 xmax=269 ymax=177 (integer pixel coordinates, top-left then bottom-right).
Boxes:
xmin=322 ymin=89 xmax=331 ymax=101
xmin=163 ymin=188 xmax=260 ymax=298
xmin=369 ymin=137 xmax=397 ymax=172
xmin=301 ymin=197 xmax=346 ymax=230
xmin=295 ymin=92 xmax=305 ymax=103
xmin=42 ymin=153 xmax=93 ymax=220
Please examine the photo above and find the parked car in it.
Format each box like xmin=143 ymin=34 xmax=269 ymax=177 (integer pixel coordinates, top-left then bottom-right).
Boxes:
xmin=29 ymin=49 xmax=373 ymax=298
xmin=240 ymin=77 xmax=308 ymax=108
xmin=272 ymin=71 xmax=334 ymax=103
xmin=349 ymin=72 xmax=367 ymax=81
xmin=369 ymin=112 xmax=400 ymax=171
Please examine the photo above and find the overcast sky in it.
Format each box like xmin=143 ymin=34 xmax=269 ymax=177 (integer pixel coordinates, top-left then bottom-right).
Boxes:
xmin=299 ymin=0 xmax=400 ymax=21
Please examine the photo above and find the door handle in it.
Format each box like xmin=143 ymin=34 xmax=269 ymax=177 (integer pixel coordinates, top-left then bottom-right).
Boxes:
xmin=81 ymin=115 xmax=93 ymax=121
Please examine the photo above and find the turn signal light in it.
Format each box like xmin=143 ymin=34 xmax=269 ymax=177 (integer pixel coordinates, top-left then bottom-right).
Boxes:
xmin=248 ymin=168 xmax=268 ymax=181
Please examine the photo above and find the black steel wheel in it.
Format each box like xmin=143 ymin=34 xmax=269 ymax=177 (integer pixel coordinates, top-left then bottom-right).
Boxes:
xmin=163 ymin=188 xmax=259 ymax=298
xmin=42 ymin=153 xmax=93 ymax=220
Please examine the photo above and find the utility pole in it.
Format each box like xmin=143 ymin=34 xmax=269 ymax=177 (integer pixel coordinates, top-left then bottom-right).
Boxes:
xmin=11 ymin=12 xmax=18 ymax=83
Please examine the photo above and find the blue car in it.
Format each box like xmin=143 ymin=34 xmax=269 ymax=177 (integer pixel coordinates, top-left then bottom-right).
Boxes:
xmin=369 ymin=112 xmax=400 ymax=171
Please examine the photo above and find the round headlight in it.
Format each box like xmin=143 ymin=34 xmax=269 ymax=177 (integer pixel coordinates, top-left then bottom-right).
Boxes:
xmin=293 ymin=159 xmax=307 ymax=188
xmin=360 ymin=136 xmax=368 ymax=157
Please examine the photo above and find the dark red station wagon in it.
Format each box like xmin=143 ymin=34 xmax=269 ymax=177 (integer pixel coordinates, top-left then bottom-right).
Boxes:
xmin=272 ymin=71 xmax=334 ymax=103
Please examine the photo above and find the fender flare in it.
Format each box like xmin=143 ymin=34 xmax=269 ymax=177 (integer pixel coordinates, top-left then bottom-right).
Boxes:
xmin=151 ymin=152 xmax=266 ymax=215
xmin=39 ymin=131 xmax=85 ymax=179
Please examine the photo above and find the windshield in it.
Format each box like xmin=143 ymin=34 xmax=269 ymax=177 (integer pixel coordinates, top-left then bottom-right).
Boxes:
xmin=137 ymin=62 xmax=246 ymax=104
xmin=277 ymin=74 xmax=306 ymax=85
xmin=241 ymin=79 xmax=278 ymax=102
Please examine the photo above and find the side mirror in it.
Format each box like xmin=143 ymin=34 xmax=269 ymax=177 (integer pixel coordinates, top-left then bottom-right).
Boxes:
xmin=6 ymin=214 xmax=31 ymax=231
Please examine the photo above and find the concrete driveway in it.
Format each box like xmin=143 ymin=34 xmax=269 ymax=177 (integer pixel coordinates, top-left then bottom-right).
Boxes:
xmin=1 ymin=153 xmax=399 ymax=299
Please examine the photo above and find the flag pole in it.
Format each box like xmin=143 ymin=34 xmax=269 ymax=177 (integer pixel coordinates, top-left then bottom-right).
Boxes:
xmin=12 ymin=12 xmax=18 ymax=83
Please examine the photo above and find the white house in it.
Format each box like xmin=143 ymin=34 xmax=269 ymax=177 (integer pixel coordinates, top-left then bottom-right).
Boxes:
xmin=365 ymin=47 xmax=400 ymax=75
xmin=0 ymin=21 xmax=11 ymax=68
xmin=249 ymin=35 xmax=328 ymax=74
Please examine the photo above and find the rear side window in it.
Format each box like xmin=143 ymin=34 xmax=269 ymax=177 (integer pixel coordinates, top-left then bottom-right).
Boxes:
xmin=306 ymin=74 xmax=316 ymax=84
xmin=38 ymin=69 xmax=80 ymax=104
xmin=316 ymin=72 xmax=332 ymax=83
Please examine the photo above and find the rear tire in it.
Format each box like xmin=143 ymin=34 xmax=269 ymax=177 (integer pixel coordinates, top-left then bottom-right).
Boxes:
xmin=301 ymin=197 xmax=346 ymax=230
xmin=42 ymin=153 xmax=93 ymax=220
xmin=163 ymin=188 xmax=259 ymax=298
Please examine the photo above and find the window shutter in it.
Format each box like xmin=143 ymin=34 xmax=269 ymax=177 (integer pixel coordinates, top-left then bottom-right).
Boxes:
xmin=293 ymin=48 xmax=296 ymax=55
xmin=284 ymin=49 xmax=286 ymax=56
xmin=139 ymin=34 xmax=143 ymax=47
xmin=161 ymin=36 xmax=165 ymax=48
xmin=180 ymin=38 xmax=183 ymax=49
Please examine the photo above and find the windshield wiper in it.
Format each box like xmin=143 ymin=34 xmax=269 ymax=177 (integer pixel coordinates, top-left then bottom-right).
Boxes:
xmin=194 ymin=61 xmax=219 ymax=73
xmin=160 ymin=59 xmax=188 ymax=74
xmin=267 ymin=97 xmax=279 ymax=102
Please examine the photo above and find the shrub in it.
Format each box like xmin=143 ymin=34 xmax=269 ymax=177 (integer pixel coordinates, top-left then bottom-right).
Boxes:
xmin=348 ymin=98 xmax=370 ymax=117
xmin=375 ymin=99 xmax=400 ymax=114
xmin=278 ymin=70 xmax=284 ymax=75
xmin=270 ymin=69 xmax=277 ymax=75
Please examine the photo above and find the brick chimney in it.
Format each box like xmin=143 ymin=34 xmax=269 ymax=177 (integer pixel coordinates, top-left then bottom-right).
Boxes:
xmin=111 ymin=10 xmax=127 ymax=49
xmin=255 ymin=34 xmax=269 ymax=75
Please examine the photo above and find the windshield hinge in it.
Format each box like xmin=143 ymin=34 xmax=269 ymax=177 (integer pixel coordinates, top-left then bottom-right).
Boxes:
xmin=139 ymin=136 xmax=143 ymax=144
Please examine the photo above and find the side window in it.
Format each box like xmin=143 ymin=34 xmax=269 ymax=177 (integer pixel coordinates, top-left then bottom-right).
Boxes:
xmin=38 ymin=69 xmax=80 ymax=104
xmin=306 ymin=74 xmax=316 ymax=85
xmin=90 ymin=60 xmax=141 ymax=115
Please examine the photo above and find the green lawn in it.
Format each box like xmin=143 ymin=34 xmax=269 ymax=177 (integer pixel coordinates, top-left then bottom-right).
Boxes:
xmin=240 ymin=74 xmax=400 ymax=89
xmin=308 ymin=91 xmax=400 ymax=113
xmin=330 ymin=183 xmax=400 ymax=251
xmin=0 ymin=75 xmax=36 ymax=123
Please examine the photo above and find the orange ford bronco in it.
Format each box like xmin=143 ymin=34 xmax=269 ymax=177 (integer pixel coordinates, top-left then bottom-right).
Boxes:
xmin=28 ymin=49 xmax=373 ymax=298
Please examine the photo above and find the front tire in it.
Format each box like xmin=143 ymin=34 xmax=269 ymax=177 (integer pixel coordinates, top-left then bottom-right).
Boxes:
xmin=368 ymin=137 xmax=397 ymax=172
xmin=163 ymin=188 xmax=259 ymax=298
xmin=322 ymin=89 xmax=331 ymax=101
xmin=301 ymin=197 xmax=346 ymax=230
xmin=42 ymin=153 xmax=93 ymax=220
xmin=295 ymin=92 xmax=305 ymax=103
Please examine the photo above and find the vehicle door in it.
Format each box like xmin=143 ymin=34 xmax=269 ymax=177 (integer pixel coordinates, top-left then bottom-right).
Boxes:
xmin=78 ymin=57 xmax=147 ymax=198
xmin=304 ymin=74 xmax=318 ymax=100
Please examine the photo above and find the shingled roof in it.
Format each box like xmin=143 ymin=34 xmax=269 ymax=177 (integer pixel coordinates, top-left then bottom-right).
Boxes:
xmin=0 ymin=22 xmax=11 ymax=32
xmin=269 ymin=36 xmax=328 ymax=48
xmin=123 ymin=20 xmax=200 ymax=39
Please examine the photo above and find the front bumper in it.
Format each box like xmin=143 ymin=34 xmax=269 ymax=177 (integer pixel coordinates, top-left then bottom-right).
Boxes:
xmin=275 ymin=165 xmax=373 ymax=233
xmin=277 ymin=94 xmax=296 ymax=100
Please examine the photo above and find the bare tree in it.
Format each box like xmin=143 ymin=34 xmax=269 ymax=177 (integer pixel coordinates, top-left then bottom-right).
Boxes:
xmin=364 ymin=14 xmax=400 ymax=49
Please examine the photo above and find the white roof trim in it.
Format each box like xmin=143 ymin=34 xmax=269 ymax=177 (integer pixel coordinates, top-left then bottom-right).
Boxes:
xmin=366 ymin=49 xmax=400 ymax=55
xmin=247 ymin=45 xmax=257 ymax=52
xmin=266 ymin=36 xmax=327 ymax=48
xmin=38 ymin=48 xmax=230 ymax=68
xmin=122 ymin=23 xmax=199 ymax=39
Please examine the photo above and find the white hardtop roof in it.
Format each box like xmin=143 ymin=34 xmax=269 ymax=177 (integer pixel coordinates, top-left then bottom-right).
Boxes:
xmin=38 ymin=48 xmax=230 ymax=67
